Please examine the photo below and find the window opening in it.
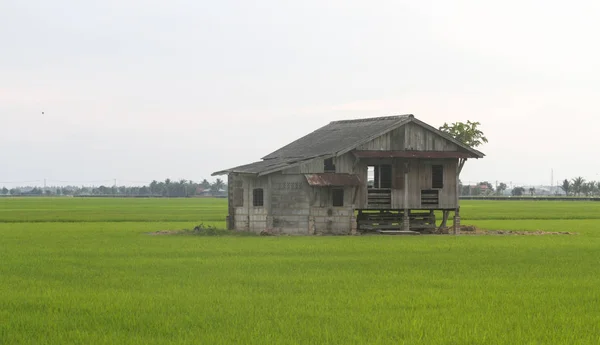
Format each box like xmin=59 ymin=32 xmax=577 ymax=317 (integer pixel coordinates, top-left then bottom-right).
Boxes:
xmin=432 ymin=165 xmax=443 ymax=189
xmin=252 ymin=188 xmax=264 ymax=207
xmin=368 ymin=164 xmax=392 ymax=188
xmin=332 ymin=188 xmax=344 ymax=206
xmin=324 ymin=158 xmax=336 ymax=173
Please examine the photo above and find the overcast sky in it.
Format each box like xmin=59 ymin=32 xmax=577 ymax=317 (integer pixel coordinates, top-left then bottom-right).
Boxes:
xmin=2 ymin=0 xmax=599 ymax=187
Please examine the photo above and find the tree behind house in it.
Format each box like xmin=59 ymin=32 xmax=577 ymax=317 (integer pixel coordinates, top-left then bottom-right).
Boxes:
xmin=438 ymin=120 xmax=487 ymax=176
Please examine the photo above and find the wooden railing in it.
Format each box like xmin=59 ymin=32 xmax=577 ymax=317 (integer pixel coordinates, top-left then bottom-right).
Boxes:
xmin=420 ymin=189 xmax=439 ymax=206
xmin=367 ymin=188 xmax=391 ymax=208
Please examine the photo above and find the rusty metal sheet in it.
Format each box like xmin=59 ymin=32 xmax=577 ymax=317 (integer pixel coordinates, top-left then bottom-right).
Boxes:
xmin=352 ymin=150 xmax=474 ymax=159
xmin=304 ymin=173 xmax=361 ymax=187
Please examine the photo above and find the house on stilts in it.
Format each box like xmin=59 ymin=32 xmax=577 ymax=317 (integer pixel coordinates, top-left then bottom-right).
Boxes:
xmin=212 ymin=115 xmax=484 ymax=235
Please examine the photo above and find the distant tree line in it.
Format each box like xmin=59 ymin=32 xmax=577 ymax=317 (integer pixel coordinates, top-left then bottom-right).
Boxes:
xmin=0 ymin=178 xmax=227 ymax=197
xmin=559 ymin=177 xmax=600 ymax=197
xmin=459 ymin=180 xmax=505 ymax=196
xmin=459 ymin=177 xmax=600 ymax=197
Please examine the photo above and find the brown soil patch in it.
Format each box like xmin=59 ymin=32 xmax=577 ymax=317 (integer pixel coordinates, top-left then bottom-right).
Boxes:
xmin=147 ymin=230 xmax=184 ymax=236
xmin=430 ymin=225 xmax=575 ymax=236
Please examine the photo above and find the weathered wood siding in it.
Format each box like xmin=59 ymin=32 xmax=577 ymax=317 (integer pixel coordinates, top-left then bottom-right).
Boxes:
xmin=401 ymin=159 xmax=457 ymax=209
xmin=357 ymin=158 xmax=458 ymax=209
xmin=282 ymin=154 xmax=356 ymax=174
xmin=357 ymin=127 xmax=405 ymax=150
xmin=404 ymin=123 xmax=458 ymax=151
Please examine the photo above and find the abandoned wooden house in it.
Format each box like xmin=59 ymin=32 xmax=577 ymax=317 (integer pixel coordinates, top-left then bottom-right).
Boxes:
xmin=212 ymin=115 xmax=484 ymax=235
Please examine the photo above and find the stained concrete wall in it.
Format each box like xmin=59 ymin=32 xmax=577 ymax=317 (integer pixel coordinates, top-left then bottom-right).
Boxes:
xmin=269 ymin=174 xmax=311 ymax=234
xmin=230 ymin=174 xmax=269 ymax=232
xmin=229 ymin=172 xmax=356 ymax=235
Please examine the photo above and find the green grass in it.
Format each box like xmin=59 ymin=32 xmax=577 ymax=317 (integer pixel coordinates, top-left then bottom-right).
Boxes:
xmin=459 ymin=200 xmax=600 ymax=220
xmin=0 ymin=197 xmax=225 ymax=223
xmin=1 ymin=198 xmax=600 ymax=344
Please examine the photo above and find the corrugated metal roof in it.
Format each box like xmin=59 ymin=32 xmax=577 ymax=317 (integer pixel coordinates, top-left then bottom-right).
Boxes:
xmin=304 ymin=173 xmax=361 ymax=187
xmin=261 ymin=115 xmax=413 ymax=160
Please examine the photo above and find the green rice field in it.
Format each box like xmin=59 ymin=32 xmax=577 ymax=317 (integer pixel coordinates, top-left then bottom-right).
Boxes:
xmin=1 ymin=197 xmax=599 ymax=344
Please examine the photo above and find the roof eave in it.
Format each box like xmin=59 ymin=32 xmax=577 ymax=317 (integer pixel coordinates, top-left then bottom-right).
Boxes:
xmin=256 ymin=156 xmax=331 ymax=177
xmin=211 ymin=169 xmax=258 ymax=176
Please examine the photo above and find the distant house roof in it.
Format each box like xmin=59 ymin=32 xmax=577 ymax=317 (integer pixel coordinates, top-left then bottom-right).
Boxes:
xmin=212 ymin=115 xmax=484 ymax=176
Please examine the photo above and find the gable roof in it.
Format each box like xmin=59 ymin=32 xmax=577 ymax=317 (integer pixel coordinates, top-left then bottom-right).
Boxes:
xmin=212 ymin=114 xmax=484 ymax=176
xmin=262 ymin=115 xmax=413 ymax=160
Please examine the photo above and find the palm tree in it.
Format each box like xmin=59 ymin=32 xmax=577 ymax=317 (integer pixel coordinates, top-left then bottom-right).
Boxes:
xmin=582 ymin=182 xmax=595 ymax=197
xmin=586 ymin=181 xmax=598 ymax=197
xmin=560 ymin=179 xmax=571 ymax=196
xmin=164 ymin=178 xmax=172 ymax=197
xmin=211 ymin=178 xmax=225 ymax=193
xmin=571 ymin=177 xmax=585 ymax=196
xmin=149 ymin=180 xmax=159 ymax=195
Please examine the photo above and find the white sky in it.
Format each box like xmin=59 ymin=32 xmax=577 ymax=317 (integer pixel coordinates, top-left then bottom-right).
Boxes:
xmin=2 ymin=0 xmax=600 ymax=187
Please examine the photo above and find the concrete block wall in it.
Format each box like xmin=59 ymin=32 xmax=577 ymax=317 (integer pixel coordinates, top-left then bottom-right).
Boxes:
xmin=269 ymin=174 xmax=311 ymax=234
xmin=228 ymin=173 xmax=359 ymax=235
xmin=310 ymin=206 xmax=354 ymax=235
xmin=231 ymin=174 xmax=269 ymax=233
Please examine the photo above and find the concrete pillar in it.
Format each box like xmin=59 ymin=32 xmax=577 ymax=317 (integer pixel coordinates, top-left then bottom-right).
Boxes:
xmin=453 ymin=209 xmax=460 ymax=235
xmin=308 ymin=216 xmax=316 ymax=235
xmin=403 ymin=209 xmax=410 ymax=231
xmin=350 ymin=214 xmax=357 ymax=235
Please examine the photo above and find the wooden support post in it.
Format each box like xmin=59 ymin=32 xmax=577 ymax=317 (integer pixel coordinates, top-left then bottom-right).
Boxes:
xmin=439 ymin=210 xmax=449 ymax=229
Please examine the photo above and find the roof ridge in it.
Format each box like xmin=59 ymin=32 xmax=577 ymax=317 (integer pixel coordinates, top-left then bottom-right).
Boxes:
xmin=330 ymin=114 xmax=413 ymax=124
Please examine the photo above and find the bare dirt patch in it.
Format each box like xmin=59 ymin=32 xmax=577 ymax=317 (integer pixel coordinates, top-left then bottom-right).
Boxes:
xmin=428 ymin=225 xmax=576 ymax=236
xmin=147 ymin=230 xmax=185 ymax=236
